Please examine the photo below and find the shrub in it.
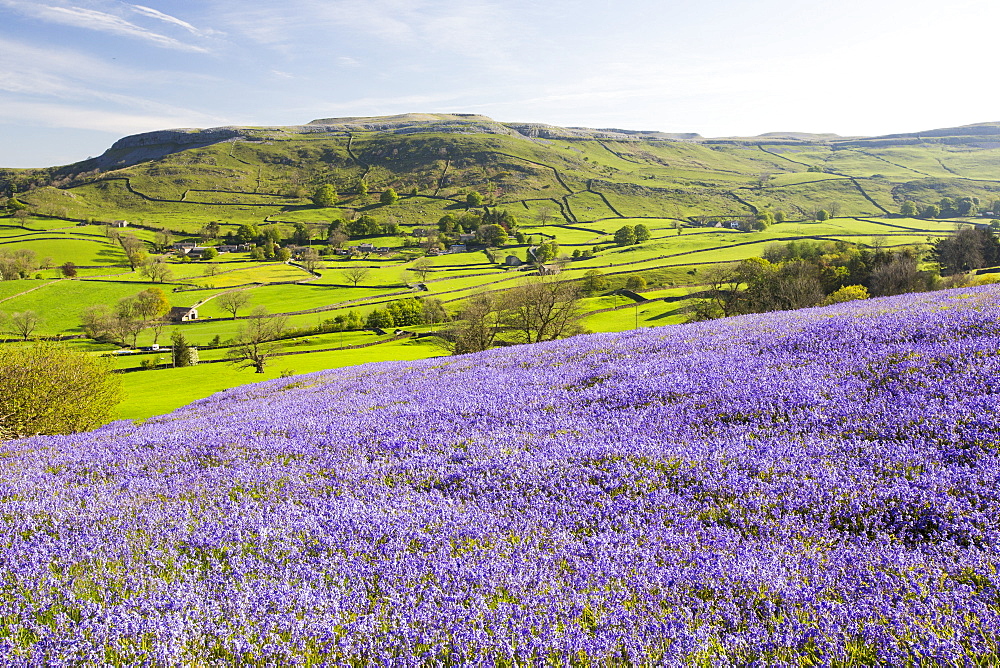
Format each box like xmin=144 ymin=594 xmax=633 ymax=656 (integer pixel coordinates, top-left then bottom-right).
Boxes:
xmin=0 ymin=343 xmax=122 ymax=439
xmin=821 ymin=285 xmax=870 ymax=305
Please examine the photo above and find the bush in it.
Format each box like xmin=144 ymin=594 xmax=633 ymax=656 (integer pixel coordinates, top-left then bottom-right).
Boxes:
xmin=0 ymin=343 xmax=122 ymax=439
xmin=821 ymin=285 xmax=870 ymax=305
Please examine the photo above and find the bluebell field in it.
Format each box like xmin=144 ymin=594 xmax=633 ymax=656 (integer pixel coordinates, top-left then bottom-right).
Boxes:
xmin=2 ymin=286 xmax=999 ymax=665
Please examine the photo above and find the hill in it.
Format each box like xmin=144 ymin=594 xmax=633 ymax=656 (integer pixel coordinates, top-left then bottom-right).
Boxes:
xmin=2 ymin=286 xmax=999 ymax=663
xmin=8 ymin=114 xmax=1000 ymax=226
xmin=3 ymin=114 xmax=1000 ymax=420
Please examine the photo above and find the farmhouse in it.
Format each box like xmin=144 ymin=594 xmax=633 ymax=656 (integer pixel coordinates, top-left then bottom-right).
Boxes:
xmin=538 ymin=263 xmax=562 ymax=276
xmin=449 ymin=244 xmax=467 ymax=254
xmin=504 ymin=254 xmax=523 ymax=267
xmin=167 ymin=306 xmax=199 ymax=322
xmin=110 ymin=220 xmax=129 ymax=228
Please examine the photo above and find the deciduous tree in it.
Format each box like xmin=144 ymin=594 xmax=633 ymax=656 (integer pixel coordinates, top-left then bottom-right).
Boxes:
xmin=229 ymin=307 xmax=288 ymax=373
xmin=0 ymin=343 xmax=122 ymax=439
xmin=216 ymin=290 xmax=251 ymax=319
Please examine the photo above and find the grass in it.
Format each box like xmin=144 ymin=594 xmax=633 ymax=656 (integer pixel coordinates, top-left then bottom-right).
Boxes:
xmin=116 ymin=337 xmax=443 ymax=421
xmin=7 ymin=119 xmax=1000 ymax=422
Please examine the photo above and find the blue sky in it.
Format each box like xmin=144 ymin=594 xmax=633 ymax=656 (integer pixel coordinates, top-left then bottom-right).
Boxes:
xmin=1 ymin=0 xmax=997 ymax=167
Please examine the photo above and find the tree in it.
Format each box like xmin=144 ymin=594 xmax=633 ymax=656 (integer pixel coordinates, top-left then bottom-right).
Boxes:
xmin=365 ymin=308 xmax=395 ymax=330
xmin=478 ymin=224 xmax=508 ymax=247
xmin=466 ymin=191 xmax=484 ymax=208
xmin=60 ymin=262 xmax=77 ymax=278
xmin=821 ymin=285 xmax=869 ymax=305
xmin=300 ymin=247 xmax=322 ymax=273
xmin=922 ymin=204 xmax=941 ymax=219
xmin=292 ymin=222 xmax=310 ymax=246
xmin=411 ymin=257 xmax=434 ymax=282
xmin=932 ymin=226 xmax=999 ymax=275
xmin=7 ymin=311 xmax=42 ymax=340
xmin=236 ymin=224 xmax=261 ymax=244
xmin=436 ymin=293 xmax=504 ymax=354
xmin=312 ymin=184 xmax=338 ymax=208
xmin=421 ymin=298 xmax=448 ymax=329
xmin=534 ymin=240 xmax=559 ymax=264
xmin=625 ymin=275 xmax=647 ymax=291
xmin=0 ymin=342 xmax=122 ymax=439
xmin=341 ymin=266 xmax=370 ymax=286
xmin=275 ymin=248 xmax=292 ymax=262
xmin=154 ymin=228 xmax=174 ymax=252
xmin=216 ymin=290 xmax=251 ymax=319
xmin=614 ymin=225 xmax=637 ymax=246
xmin=201 ymin=247 xmax=218 ymax=261
xmin=133 ymin=287 xmax=170 ymax=344
xmin=815 ymin=209 xmax=831 ymax=222
xmin=502 ymin=279 xmax=583 ymax=344
xmin=581 ymin=269 xmax=609 ymax=295
xmin=140 ymin=256 xmax=173 ymax=283
xmin=537 ymin=206 xmax=556 ymax=225
xmin=380 ymin=188 xmax=399 ymax=206
xmin=118 ymin=234 xmax=146 ymax=271
xmin=900 ymin=200 xmax=918 ymax=217
xmin=348 ymin=215 xmax=380 ymax=237
xmin=229 ymin=307 xmax=288 ymax=373
xmin=634 ymin=224 xmax=651 ymax=242
xmin=171 ymin=330 xmax=195 ymax=368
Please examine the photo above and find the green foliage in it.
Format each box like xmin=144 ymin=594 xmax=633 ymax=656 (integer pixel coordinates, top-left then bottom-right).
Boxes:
xmin=171 ymin=330 xmax=194 ymax=367
xmin=385 ymin=298 xmax=424 ymax=326
xmin=582 ymin=270 xmax=609 ymax=295
xmin=365 ymin=308 xmax=395 ymax=330
xmin=821 ymin=284 xmax=869 ymax=305
xmin=634 ymin=224 xmax=651 ymax=242
xmin=466 ymin=191 xmax=483 ymax=208
xmin=0 ymin=342 xmax=122 ymax=439
xmin=815 ymin=209 xmax=831 ymax=222
xmin=624 ymin=275 xmax=647 ymax=291
xmin=379 ymin=188 xmax=399 ymax=206
xmin=614 ymin=225 xmax=637 ymax=246
xmin=899 ymin=200 xmax=918 ymax=217
xmin=312 ymin=184 xmax=338 ymax=208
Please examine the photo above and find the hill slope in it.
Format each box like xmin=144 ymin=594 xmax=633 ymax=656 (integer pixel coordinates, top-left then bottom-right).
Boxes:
xmin=8 ymin=115 xmax=1000 ymax=229
xmin=2 ymin=286 xmax=999 ymax=663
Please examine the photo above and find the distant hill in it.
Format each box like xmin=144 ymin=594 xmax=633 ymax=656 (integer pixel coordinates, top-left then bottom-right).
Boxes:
xmin=5 ymin=114 xmax=1000 ymax=227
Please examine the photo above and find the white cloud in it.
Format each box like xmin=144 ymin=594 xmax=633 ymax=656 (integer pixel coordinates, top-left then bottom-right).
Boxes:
xmin=129 ymin=4 xmax=223 ymax=38
xmin=214 ymin=0 xmax=517 ymax=66
xmin=336 ymin=56 xmax=361 ymax=68
xmin=0 ymin=0 xmax=210 ymax=52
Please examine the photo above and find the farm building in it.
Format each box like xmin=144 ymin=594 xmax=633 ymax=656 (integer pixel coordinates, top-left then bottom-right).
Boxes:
xmin=167 ymin=307 xmax=199 ymax=322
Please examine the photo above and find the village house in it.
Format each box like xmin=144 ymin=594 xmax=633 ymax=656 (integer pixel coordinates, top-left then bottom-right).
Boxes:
xmin=167 ymin=306 xmax=199 ymax=322
xmin=538 ymin=264 xmax=562 ymax=276
xmin=449 ymin=244 xmax=467 ymax=254
xmin=110 ymin=220 xmax=129 ymax=228
xmin=504 ymin=254 xmax=523 ymax=267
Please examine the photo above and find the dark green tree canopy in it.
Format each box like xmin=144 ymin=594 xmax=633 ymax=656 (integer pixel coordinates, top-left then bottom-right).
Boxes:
xmin=312 ymin=184 xmax=338 ymax=208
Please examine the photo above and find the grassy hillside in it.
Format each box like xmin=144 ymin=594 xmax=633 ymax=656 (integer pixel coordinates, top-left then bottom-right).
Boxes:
xmin=2 ymin=286 xmax=999 ymax=663
xmin=2 ymin=116 xmax=999 ymax=419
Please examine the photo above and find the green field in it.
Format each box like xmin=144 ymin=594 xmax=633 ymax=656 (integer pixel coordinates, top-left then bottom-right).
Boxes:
xmin=3 ymin=115 xmax=997 ymax=422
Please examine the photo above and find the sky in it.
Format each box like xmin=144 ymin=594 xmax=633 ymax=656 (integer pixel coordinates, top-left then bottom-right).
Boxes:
xmin=1 ymin=0 xmax=998 ymax=167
